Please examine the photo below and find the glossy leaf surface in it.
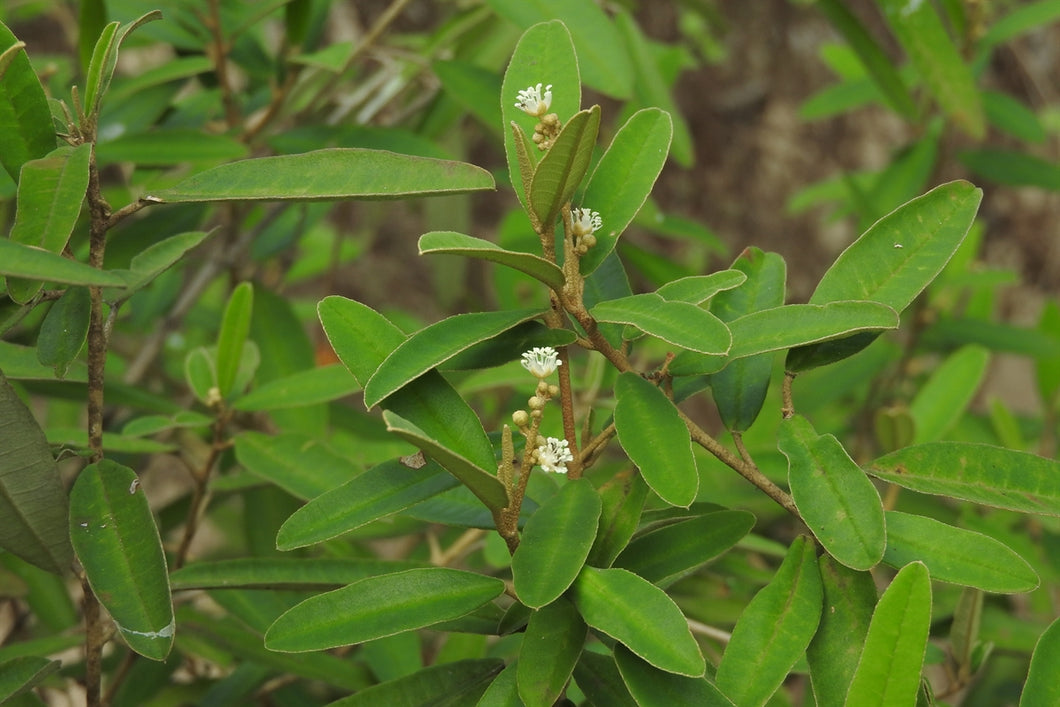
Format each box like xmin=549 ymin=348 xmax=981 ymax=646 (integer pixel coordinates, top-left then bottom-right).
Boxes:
xmin=593 ymin=293 xmax=731 ymax=355
xmin=0 ymin=21 xmax=55 ymax=181
xmin=419 ymin=231 xmax=565 ymax=291
xmin=614 ymin=645 xmax=734 ymax=707
xmin=517 ymin=598 xmax=586 ymax=707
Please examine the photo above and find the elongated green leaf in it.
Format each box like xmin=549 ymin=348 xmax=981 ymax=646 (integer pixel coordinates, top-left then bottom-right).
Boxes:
xmin=169 ymin=557 xmax=427 ymax=591
xmin=419 ymin=231 xmax=565 ymax=291
xmin=779 ymin=415 xmax=885 ymax=571
xmin=443 ymin=321 xmax=576 ymax=371
xmin=234 ymin=431 xmax=355 ymax=501
xmin=787 ymin=180 xmax=982 ymax=371
xmin=318 ymin=296 xmax=404 ymax=385
xmin=364 ymin=308 xmax=545 ymax=409
xmin=104 ymin=230 xmax=211 ymax=301
xmin=151 ymin=148 xmax=494 ymax=202
xmin=846 ymin=562 xmax=931 ymax=706
xmin=879 ymin=0 xmax=984 ymax=138
xmin=36 ymin=286 xmax=90 ymax=379
xmin=580 ymin=108 xmax=674 ymax=275
xmin=806 ymin=556 xmax=877 ymax=707
xmin=69 ymin=460 xmax=174 ymax=660
xmin=512 ymin=478 xmax=601 ymax=608
xmin=959 ymin=148 xmax=1060 ymax=190
xmin=1021 ymin=615 xmax=1060 ymax=707
xmin=215 ymin=282 xmax=253 ymax=398
xmin=0 ymin=373 xmax=72 ymax=575
xmin=716 ymin=536 xmax=823 ymax=707
xmin=614 ymin=372 xmax=698 ymax=507
xmin=615 ymin=510 xmax=754 ymax=588
xmin=883 ymin=511 xmax=1039 ymax=593
xmin=96 ymin=129 xmax=248 ymax=165
xmin=264 ymin=568 xmax=505 ymax=652
xmin=501 ymin=21 xmax=581 ymax=212
xmin=276 ymin=458 xmax=458 ymax=550
xmin=529 ymin=106 xmax=600 ymax=229
xmin=614 ymin=645 xmax=735 ymax=707
xmin=867 ymin=442 xmax=1060 ymax=516
xmin=0 ymin=238 xmax=127 ymax=289
xmin=592 ymin=293 xmax=731 ymax=355
xmin=232 ymin=364 xmax=358 ymax=412
xmin=0 ymin=21 xmax=55 ymax=181
xmin=0 ymin=656 xmax=61 ymax=703
xmin=815 ymin=0 xmax=917 ymax=119
xmin=728 ymin=301 xmax=899 ymax=359
xmin=329 ymin=659 xmax=503 ymax=707
xmin=573 ymin=650 xmax=639 ymax=707
xmin=909 ymin=344 xmax=989 ymax=443
xmin=82 ymin=11 xmax=164 ymax=121
xmin=983 ymin=90 xmax=1047 ymax=143
xmin=587 ymin=469 xmax=648 ymax=568
xmin=433 ymin=59 xmax=504 ymax=135
xmin=517 ymin=598 xmax=587 ymax=707
xmin=656 ymin=271 xmax=747 ymax=304
xmin=570 ymin=566 xmax=704 ymax=677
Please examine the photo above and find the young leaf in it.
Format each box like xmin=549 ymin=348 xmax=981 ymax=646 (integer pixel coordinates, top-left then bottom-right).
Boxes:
xmin=614 ymin=645 xmax=735 ymax=707
xmin=569 ymin=566 xmax=705 ymax=677
xmin=511 ymin=479 xmax=601 ymax=608
xmin=150 ymin=149 xmax=495 ymax=202
xmin=529 ymin=105 xmax=601 ymax=229
xmin=908 ymin=344 xmax=990 ymax=443
xmin=579 ymin=108 xmax=674 ymax=275
xmin=779 ymin=415 xmax=886 ymax=571
xmin=82 ymin=12 xmax=163 ymax=124
xmin=845 ymin=562 xmax=932 ymax=706
xmin=0 ymin=656 xmax=61 ymax=704
xmin=363 ymin=308 xmax=546 ymax=409
xmin=517 ymin=598 xmax=587 ymax=707
xmin=0 ymin=238 xmax=127 ymax=291
xmin=0 ymin=21 xmax=56 ymax=181
xmin=656 ymin=270 xmax=748 ymax=304
xmin=806 ymin=556 xmax=877 ymax=707
xmin=419 ymin=231 xmax=566 ymax=292
xmin=867 ymin=442 xmax=1060 ymax=516
xmin=69 ymin=460 xmax=174 ymax=661
xmin=614 ymin=372 xmax=699 ymax=507
xmin=264 ymin=568 xmax=505 ymax=652
xmin=1020 ymin=615 xmax=1060 ymax=707
xmin=592 ymin=293 xmax=731 ymax=355
xmin=615 ymin=510 xmax=754 ymax=588
xmin=716 ymin=536 xmax=823 ymax=707
xmin=0 ymin=373 xmax=73 ymax=575
xmin=883 ymin=511 xmax=1039 ymax=593
xmin=327 ymin=659 xmax=504 ymax=707
xmin=215 ymin=282 xmax=254 ymax=399
xmin=36 ymin=286 xmax=91 ymax=379
xmin=276 ymin=458 xmax=459 ymax=550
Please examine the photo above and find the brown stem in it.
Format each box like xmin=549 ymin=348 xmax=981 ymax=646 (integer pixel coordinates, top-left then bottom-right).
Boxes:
xmin=80 ymin=574 xmax=103 ymax=707
xmin=555 ymin=345 xmax=581 ymax=478
xmin=173 ymin=415 xmax=230 ymax=570
xmin=781 ymin=371 xmax=796 ymax=419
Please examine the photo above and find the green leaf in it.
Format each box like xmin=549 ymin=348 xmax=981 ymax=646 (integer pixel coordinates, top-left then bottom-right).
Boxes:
xmin=570 ymin=566 xmax=704 ymax=677
xmin=1021 ymin=615 xmax=1060 ymax=707
xmin=779 ymin=415 xmax=886 ymax=571
xmin=615 ymin=510 xmax=754 ymax=587
xmin=727 ymin=301 xmax=899 ymax=360
xmin=169 ymin=557 xmax=427 ymax=591
xmin=477 ymin=661 xmax=521 ymax=707
xmin=264 ymin=568 xmax=505 ymax=652
xmin=328 ymin=659 xmax=503 ymax=707
xmin=215 ymin=282 xmax=254 ymax=398
xmin=716 ymin=536 xmax=823 ymax=707
xmin=814 ymin=0 xmax=917 ymax=119
xmin=512 ymin=478 xmax=602 ymax=608
xmin=433 ymin=59 xmax=504 ymax=136
xmin=982 ymin=90 xmax=1047 ymax=143
xmin=232 ymin=364 xmax=358 ymax=412
xmin=879 ymin=0 xmax=984 ymax=138
xmin=5 ymin=144 xmax=92 ymax=302
xmin=517 ymin=598 xmax=587 ymax=707
xmin=104 ymin=230 xmax=211 ymax=302
xmin=592 ymin=293 xmax=731 ymax=355
xmin=151 ymin=148 xmax=495 ymax=202
xmin=579 ymin=108 xmax=674 ymax=275
xmin=419 ymin=230 xmax=565 ymax=292
xmin=787 ymin=180 xmax=982 ymax=371
xmin=573 ymin=650 xmax=639 ymax=707
xmin=656 ymin=271 xmax=748 ymax=304
xmin=234 ymin=431 xmax=355 ymax=501
xmin=0 ymin=373 xmax=73 ymax=575
xmin=0 ymin=21 xmax=55 ymax=181
xmin=443 ymin=321 xmax=576 ymax=371
xmin=318 ymin=296 xmax=404 ymax=386
xmin=867 ymin=442 xmax=1060 ymax=516
xmin=501 ymin=21 xmax=581 ymax=212
xmin=529 ymin=106 xmax=601 ymax=229
xmin=587 ymin=469 xmax=648 ymax=568
xmin=0 ymin=656 xmax=61 ymax=704
xmin=883 ymin=511 xmax=1039 ymax=593
xmin=69 ymin=460 xmax=174 ymax=660
xmin=363 ymin=308 xmax=545 ymax=409
xmin=614 ymin=372 xmax=698 ymax=507
xmin=96 ymin=129 xmax=249 ymax=166
xmin=82 ymin=12 xmax=163 ymax=122
xmin=845 ymin=562 xmax=932 ymax=706
xmin=614 ymin=645 xmax=735 ymax=707
xmin=908 ymin=344 xmax=990 ymax=443
xmin=383 ymin=410 xmax=509 ymax=513
xmin=806 ymin=556 xmax=877 ymax=707
xmin=276 ymin=458 xmax=458 ymax=550
xmin=706 ymin=248 xmax=785 ymax=431
xmin=959 ymin=148 xmax=1060 ymax=190
xmin=0 ymin=238 xmax=127 ymax=289
xmin=36 ymin=286 xmax=90 ymax=379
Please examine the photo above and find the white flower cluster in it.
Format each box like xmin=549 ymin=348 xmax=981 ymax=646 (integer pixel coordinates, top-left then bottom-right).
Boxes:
xmin=521 ymin=346 xmax=562 ymax=379
xmin=515 ymin=83 xmax=553 ymax=117
xmin=535 ymin=437 xmax=573 ymax=474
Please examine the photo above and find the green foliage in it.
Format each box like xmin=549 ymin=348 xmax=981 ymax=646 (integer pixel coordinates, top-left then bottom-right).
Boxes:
xmin=2 ymin=3 xmax=1058 ymax=705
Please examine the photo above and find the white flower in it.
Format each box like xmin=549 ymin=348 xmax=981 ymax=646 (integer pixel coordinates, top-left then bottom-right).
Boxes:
xmin=521 ymin=346 xmax=562 ymax=378
xmin=571 ymin=207 xmax=602 ymax=237
xmin=515 ymin=83 xmax=552 ymax=117
xmin=536 ymin=437 xmax=573 ymax=474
